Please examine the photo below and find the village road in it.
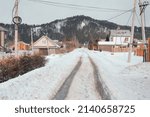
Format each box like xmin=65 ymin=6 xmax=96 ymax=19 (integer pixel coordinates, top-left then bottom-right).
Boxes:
xmin=52 ymin=52 xmax=101 ymax=100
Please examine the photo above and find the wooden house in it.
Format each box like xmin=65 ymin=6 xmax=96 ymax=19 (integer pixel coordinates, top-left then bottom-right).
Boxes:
xmin=33 ymin=36 xmax=60 ymax=55
xmin=98 ymin=29 xmax=132 ymax=52
xmin=18 ymin=41 xmax=30 ymax=50
xmin=109 ymin=29 xmax=131 ymax=45
xmin=9 ymin=41 xmax=30 ymax=51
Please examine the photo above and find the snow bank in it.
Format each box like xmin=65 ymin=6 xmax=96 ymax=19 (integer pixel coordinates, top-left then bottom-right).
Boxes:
xmin=0 ymin=49 xmax=81 ymax=100
xmin=88 ymin=50 xmax=150 ymax=99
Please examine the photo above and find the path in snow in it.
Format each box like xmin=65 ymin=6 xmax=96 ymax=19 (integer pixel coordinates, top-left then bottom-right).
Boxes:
xmin=52 ymin=57 xmax=82 ymax=100
xmin=89 ymin=57 xmax=111 ymax=100
xmin=53 ymin=51 xmax=101 ymax=100
xmin=66 ymin=54 xmax=101 ymax=100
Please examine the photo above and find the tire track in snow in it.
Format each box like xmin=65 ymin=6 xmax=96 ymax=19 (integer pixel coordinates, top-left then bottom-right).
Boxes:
xmin=66 ymin=54 xmax=101 ymax=100
xmin=89 ymin=57 xmax=111 ymax=100
xmin=52 ymin=57 xmax=82 ymax=100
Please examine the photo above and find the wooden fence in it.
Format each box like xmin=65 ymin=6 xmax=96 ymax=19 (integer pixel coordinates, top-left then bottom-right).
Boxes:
xmin=148 ymin=38 xmax=150 ymax=62
xmin=135 ymin=38 xmax=150 ymax=62
xmin=98 ymin=45 xmax=136 ymax=52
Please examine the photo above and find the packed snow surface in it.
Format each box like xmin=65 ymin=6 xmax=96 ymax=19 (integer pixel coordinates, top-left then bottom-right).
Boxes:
xmin=0 ymin=48 xmax=150 ymax=100
xmin=66 ymin=52 xmax=101 ymax=100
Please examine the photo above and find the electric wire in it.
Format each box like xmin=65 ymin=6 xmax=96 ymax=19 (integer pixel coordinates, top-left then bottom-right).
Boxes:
xmin=107 ymin=9 xmax=133 ymax=21
xmin=136 ymin=11 xmax=141 ymax=26
xmin=126 ymin=11 xmax=133 ymax=26
xmin=28 ymin=0 xmax=130 ymax=12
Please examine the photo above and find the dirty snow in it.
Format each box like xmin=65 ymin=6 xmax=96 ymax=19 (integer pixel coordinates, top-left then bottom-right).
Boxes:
xmin=0 ymin=48 xmax=150 ymax=100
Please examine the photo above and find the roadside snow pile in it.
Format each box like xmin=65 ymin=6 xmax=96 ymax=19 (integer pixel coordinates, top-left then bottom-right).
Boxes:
xmin=88 ymin=50 xmax=150 ymax=99
xmin=0 ymin=49 xmax=81 ymax=100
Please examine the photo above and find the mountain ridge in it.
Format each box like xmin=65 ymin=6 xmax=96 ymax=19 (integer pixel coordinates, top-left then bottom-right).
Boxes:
xmin=0 ymin=15 xmax=150 ymax=44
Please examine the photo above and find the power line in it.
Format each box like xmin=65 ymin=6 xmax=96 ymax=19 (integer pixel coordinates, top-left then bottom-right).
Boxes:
xmin=126 ymin=12 xmax=133 ymax=26
xmin=107 ymin=9 xmax=133 ymax=21
xmin=28 ymin=0 xmax=130 ymax=12
xmin=135 ymin=11 xmax=141 ymax=26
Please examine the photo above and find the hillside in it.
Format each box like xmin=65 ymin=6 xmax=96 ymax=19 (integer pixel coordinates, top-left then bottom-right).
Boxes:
xmin=0 ymin=15 xmax=150 ymax=44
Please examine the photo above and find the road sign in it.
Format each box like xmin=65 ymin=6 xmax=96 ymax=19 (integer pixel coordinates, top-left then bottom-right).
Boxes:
xmin=13 ymin=16 xmax=22 ymax=25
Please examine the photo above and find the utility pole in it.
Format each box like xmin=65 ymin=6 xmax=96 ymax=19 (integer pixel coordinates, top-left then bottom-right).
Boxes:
xmin=31 ymin=27 xmax=34 ymax=54
xmin=12 ymin=0 xmax=22 ymax=57
xmin=128 ymin=0 xmax=137 ymax=63
xmin=139 ymin=0 xmax=149 ymax=62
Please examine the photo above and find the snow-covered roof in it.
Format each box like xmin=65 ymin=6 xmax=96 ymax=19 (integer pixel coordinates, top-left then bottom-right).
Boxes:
xmin=0 ymin=26 xmax=7 ymax=32
xmin=98 ymin=41 xmax=128 ymax=46
xmin=110 ymin=29 xmax=131 ymax=37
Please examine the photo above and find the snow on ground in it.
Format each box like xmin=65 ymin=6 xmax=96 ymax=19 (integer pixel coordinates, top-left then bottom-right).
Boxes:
xmin=88 ymin=49 xmax=150 ymax=99
xmin=66 ymin=51 xmax=101 ymax=100
xmin=0 ymin=50 xmax=82 ymax=100
xmin=0 ymin=48 xmax=150 ymax=100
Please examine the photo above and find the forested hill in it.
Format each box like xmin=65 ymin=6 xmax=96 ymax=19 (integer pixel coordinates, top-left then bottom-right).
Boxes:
xmin=0 ymin=15 xmax=150 ymax=44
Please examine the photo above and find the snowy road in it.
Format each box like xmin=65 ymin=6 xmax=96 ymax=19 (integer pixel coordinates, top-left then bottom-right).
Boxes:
xmin=0 ymin=48 xmax=150 ymax=100
xmin=53 ymin=52 xmax=101 ymax=100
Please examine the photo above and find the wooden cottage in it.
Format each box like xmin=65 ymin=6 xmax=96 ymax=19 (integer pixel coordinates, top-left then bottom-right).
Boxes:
xmin=18 ymin=41 xmax=30 ymax=50
xmin=33 ymin=36 xmax=60 ymax=55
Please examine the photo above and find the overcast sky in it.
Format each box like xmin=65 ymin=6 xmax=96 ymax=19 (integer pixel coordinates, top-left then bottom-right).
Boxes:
xmin=0 ymin=0 xmax=150 ymax=26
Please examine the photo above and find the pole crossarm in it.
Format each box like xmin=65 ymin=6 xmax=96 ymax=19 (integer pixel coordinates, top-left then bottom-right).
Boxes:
xmin=139 ymin=1 xmax=149 ymax=15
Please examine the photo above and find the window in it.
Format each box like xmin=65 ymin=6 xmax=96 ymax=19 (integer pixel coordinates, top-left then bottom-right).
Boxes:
xmin=124 ymin=38 xmax=128 ymax=42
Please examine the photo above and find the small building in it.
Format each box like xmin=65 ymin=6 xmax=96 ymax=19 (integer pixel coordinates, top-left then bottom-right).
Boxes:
xmin=9 ymin=41 xmax=30 ymax=51
xmin=33 ymin=36 xmax=60 ymax=55
xmin=18 ymin=41 xmax=30 ymax=50
xmin=0 ymin=26 xmax=7 ymax=51
xmin=97 ymin=29 xmax=132 ymax=52
xmin=109 ymin=29 xmax=131 ymax=45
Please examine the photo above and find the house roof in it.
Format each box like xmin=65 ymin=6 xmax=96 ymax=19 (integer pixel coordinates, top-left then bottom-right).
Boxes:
xmin=33 ymin=36 xmax=60 ymax=48
xmin=110 ymin=30 xmax=131 ymax=37
xmin=0 ymin=26 xmax=8 ymax=32
xmin=18 ymin=41 xmax=30 ymax=45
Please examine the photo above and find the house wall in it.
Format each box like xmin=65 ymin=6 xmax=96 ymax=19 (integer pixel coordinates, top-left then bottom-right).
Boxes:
xmin=110 ymin=36 xmax=131 ymax=44
xmin=18 ymin=43 xmax=29 ymax=50
xmin=33 ymin=48 xmax=57 ymax=55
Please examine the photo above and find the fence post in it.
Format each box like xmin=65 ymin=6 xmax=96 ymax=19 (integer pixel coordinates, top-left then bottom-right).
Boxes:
xmin=148 ymin=38 xmax=150 ymax=62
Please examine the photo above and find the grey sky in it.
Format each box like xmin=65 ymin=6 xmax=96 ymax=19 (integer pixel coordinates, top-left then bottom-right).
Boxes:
xmin=0 ymin=0 xmax=150 ymax=26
